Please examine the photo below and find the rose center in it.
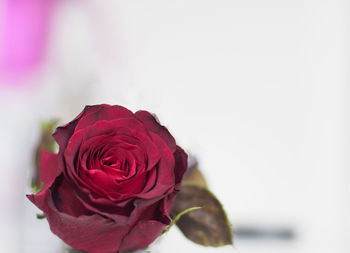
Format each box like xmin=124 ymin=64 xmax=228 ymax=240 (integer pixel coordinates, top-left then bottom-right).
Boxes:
xmin=99 ymin=154 xmax=132 ymax=181
xmin=101 ymin=156 xmax=122 ymax=170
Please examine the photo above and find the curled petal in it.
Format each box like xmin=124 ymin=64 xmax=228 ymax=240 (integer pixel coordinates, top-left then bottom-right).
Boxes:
xmin=51 ymin=175 xmax=93 ymax=217
xmin=135 ymin=111 xmax=176 ymax=152
xmin=53 ymin=105 xmax=102 ymax=150
xmin=75 ymin=105 xmax=134 ymax=132
xmin=134 ymin=132 xmax=175 ymax=200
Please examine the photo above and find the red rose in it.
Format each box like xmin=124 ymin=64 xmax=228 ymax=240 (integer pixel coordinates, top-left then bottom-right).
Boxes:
xmin=27 ymin=104 xmax=188 ymax=253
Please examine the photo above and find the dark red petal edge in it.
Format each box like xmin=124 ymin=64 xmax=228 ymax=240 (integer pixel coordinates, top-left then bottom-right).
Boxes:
xmin=135 ymin=110 xmax=176 ymax=152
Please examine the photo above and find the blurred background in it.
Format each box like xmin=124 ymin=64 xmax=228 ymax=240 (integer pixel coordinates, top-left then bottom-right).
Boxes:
xmin=0 ymin=0 xmax=349 ymax=252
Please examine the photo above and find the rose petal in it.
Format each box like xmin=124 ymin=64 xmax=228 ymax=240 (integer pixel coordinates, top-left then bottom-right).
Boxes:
xmin=29 ymin=178 xmax=130 ymax=253
xmin=76 ymin=190 xmax=134 ymax=219
xmin=119 ymin=220 xmax=166 ymax=253
xmin=53 ymin=105 xmax=102 ymax=150
xmin=46 ymin=198 xmax=129 ymax=253
xmin=135 ymin=110 xmax=176 ymax=152
xmin=141 ymin=167 xmax=157 ymax=193
xmin=27 ymin=172 xmax=62 ymax=211
xmin=135 ymin=132 xmax=175 ymax=199
xmin=173 ymin=146 xmax=188 ymax=190
xmin=51 ymin=175 xmax=93 ymax=217
xmin=39 ymin=151 xmax=59 ymax=186
xmin=72 ymin=192 xmax=131 ymax=223
xmin=53 ymin=105 xmax=103 ymax=190
xmin=163 ymin=191 xmax=179 ymax=220
xmin=75 ymin=104 xmax=134 ymax=132
xmin=126 ymin=196 xmax=172 ymax=229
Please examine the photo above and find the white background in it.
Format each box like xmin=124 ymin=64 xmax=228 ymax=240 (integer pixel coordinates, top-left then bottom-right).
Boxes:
xmin=0 ymin=0 xmax=349 ymax=252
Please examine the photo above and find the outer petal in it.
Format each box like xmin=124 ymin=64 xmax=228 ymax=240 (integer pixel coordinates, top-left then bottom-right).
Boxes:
xmin=128 ymin=196 xmax=171 ymax=225
xmin=119 ymin=220 xmax=166 ymax=253
xmin=29 ymin=178 xmax=130 ymax=253
xmin=47 ymin=211 xmax=129 ymax=253
xmin=52 ymin=106 xmax=102 ymax=183
xmin=27 ymin=172 xmax=61 ymax=212
xmin=173 ymin=146 xmax=188 ymax=190
xmin=134 ymin=132 xmax=175 ymax=200
xmin=39 ymin=150 xmax=59 ymax=186
xmin=162 ymin=191 xmax=178 ymax=219
xmin=51 ymin=175 xmax=93 ymax=217
xmin=27 ymin=174 xmax=91 ymax=217
xmin=52 ymin=105 xmax=102 ymax=151
xmin=27 ymin=184 xmax=53 ymax=212
xmin=74 ymin=105 xmax=134 ymax=132
xmin=135 ymin=110 xmax=176 ymax=152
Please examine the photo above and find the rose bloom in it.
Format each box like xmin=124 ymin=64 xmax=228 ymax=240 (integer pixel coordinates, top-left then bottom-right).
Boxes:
xmin=28 ymin=105 xmax=188 ymax=253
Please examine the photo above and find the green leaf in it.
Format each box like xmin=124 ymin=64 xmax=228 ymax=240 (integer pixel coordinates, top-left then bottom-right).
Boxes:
xmin=67 ymin=249 xmax=85 ymax=253
xmin=172 ymin=183 xmax=233 ymax=247
xmin=31 ymin=182 xmax=44 ymax=194
xmin=36 ymin=213 xmax=45 ymax=219
xmin=40 ymin=119 xmax=59 ymax=132
xmin=163 ymin=206 xmax=202 ymax=234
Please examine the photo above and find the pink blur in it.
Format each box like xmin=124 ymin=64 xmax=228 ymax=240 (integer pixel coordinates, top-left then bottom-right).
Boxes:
xmin=0 ymin=0 xmax=54 ymax=84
